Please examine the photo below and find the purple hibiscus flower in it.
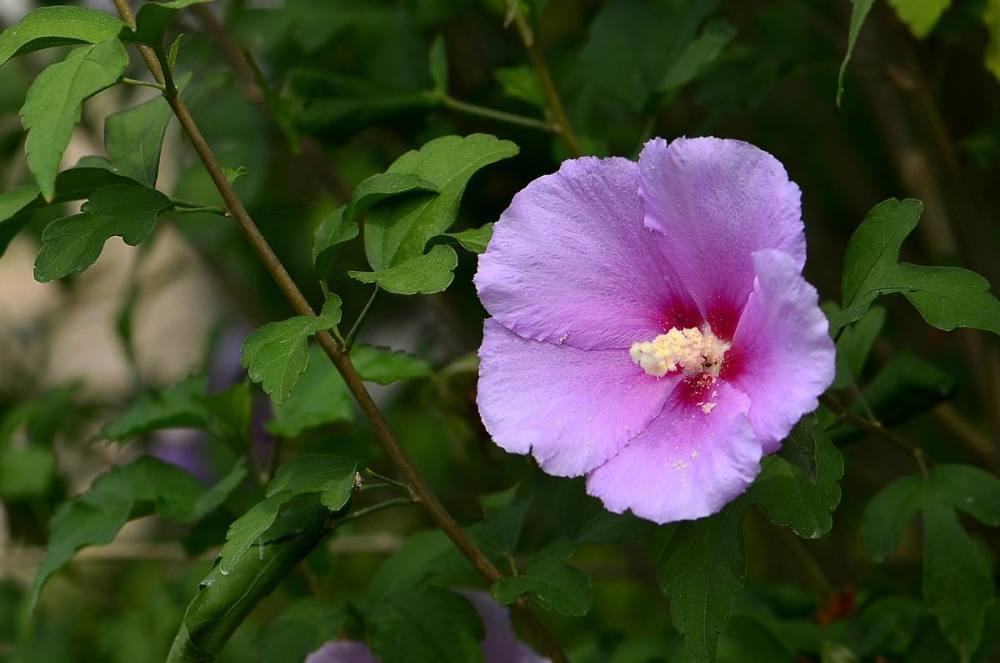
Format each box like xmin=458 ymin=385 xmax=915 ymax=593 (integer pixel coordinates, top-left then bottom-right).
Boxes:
xmin=304 ymin=591 xmax=547 ymax=663
xmin=474 ymin=137 xmax=835 ymax=524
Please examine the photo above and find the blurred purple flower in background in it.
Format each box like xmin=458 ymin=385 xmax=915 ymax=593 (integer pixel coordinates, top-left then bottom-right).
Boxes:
xmin=305 ymin=591 xmax=547 ymax=663
xmin=475 ymin=137 xmax=835 ymax=524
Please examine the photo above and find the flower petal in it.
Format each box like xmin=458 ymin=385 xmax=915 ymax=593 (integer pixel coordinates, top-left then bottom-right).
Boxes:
xmin=476 ymin=156 xmax=699 ymax=350
xmin=460 ymin=591 xmax=549 ymax=663
xmin=639 ymin=137 xmax=804 ymax=337
xmin=478 ymin=319 xmax=674 ymax=477
xmin=585 ymin=383 xmax=762 ymax=524
xmin=728 ymin=250 xmax=835 ymax=452
xmin=305 ymin=641 xmax=379 ymax=663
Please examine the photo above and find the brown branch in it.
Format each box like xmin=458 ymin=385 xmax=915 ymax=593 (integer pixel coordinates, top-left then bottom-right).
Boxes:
xmin=510 ymin=9 xmax=582 ymax=157
xmin=112 ymin=5 xmax=567 ymax=660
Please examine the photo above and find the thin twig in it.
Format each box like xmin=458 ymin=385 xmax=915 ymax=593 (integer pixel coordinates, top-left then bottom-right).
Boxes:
xmin=116 ymin=6 xmax=568 ymax=660
xmin=440 ymin=94 xmax=556 ymax=132
xmin=122 ymin=77 xmax=166 ymax=90
xmin=822 ymin=394 xmax=929 ymax=477
xmin=509 ymin=9 xmax=582 ymax=157
xmin=344 ymin=287 xmax=378 ymax=351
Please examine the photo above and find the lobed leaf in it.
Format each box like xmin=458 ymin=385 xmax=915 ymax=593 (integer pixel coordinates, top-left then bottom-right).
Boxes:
xmin=861 ymin=465 xmax=1000 ymax=659
xmin=20 ymin=39 xmax=129 ymax=201
xmin=34 ymin=183 xmax=171 ymax=282
xmin=241 ymin=296 xmax=342 ymax=404
xmin=749 ymin=415 xmax=844 ymax=538
xmin=492 ymin=540 xmax=591 ymax=617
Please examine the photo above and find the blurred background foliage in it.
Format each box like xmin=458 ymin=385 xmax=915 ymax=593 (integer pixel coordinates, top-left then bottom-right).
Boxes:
xmin=0 ymin=0 xmax=998 ymax=661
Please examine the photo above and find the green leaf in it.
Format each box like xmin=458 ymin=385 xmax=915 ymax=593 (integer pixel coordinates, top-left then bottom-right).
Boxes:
xmin=218 ymin=455 xmax=358 ymax=573
xmin=266 ymin=454 xmax=358 ymax=512
xmin=312 ymin=207 xmax=357 ymax=274
xmin=443 ymin=223 xmax=493 ymax=254
xmin=841 ymin=198 xmax=923 ymax=320
xmin=126 ymin=0 xmax=214 ymax=47
xmin=351 ymin=345 xmax=432 ymax=384
xmin=0 ymin=446 xmax=55 ymax=499
xmin=241 ymin=296 xmax=342 ymax=404
xmin=861 ymin=465 xmax=1000 ymax=660
xmin=267 ymin=346 xmax=354 ymax=437
xmin=0 ymin=184 xmax=41 ymax=256
xmin=657 ymin=503 xmax=747 ymax=663
xmin=922 ymin=503 xmax=993 ymax=662
xmin=364 ymin=134 xmax=517 ymax=270
xmin=748 ymin=416 xmax=844 ymax=538
xmin=494 ymin=66 xmax=545 ymax=108
xmin=879 ymin=264 xmax=1000 ymax=334
xmin=34 ymin=183 xmax=171 ymax=282
xmin=349 ymin=244 xmax=458 ymax=295
xmin=889 ymin=0 xmax=952 ymax=38
xmin=492 ymin=540 xmax=591 ymax=617
xmin=1 ymin=166 xmax=138 ymax=257
xmin=367 ymin=588 xmax=484 ymax=663
xmin=832 ymin=306 xmax=885 ymax=389
xmin=577 ymin=0 xmax=729 ymax=111
xmin=102 ymin=377 xmax=251 ymax=450
xmin=20 ymin=39 xmax=129 ymax=201
xmin=428 ymin=35 xmax=448 ymax=93
xmin=315 ymin=172 xmax=439 ymax=273
xmin=472 ymin=485 xmax=531 ymax=558
xmin=365 ymin=530 xmax=470 ymax=601
xmin=0 ymin=6 xmax=125 ymax=67
xmin=776 ymin=414 xmax=822 ymax=481
xmin=860 ymin=473 xmax=925 ymax=561
xmin=550 ymin=478 xmax=652 ymax=545
xmin=659 ymin=18 xmax=736 ymax=92
xmin=31 ymin=456 xmax=244 ymax=607
xmin=837 ymin=0 xmax=876 ymax=106
xmin=101 ymin=375 xmax=212 ymax=440
xmin=922 ymin=464 xmax=1000 ymax=526
xmin=259 ymin=600 xmax=346 ymax=663
xmin=346 ymin=172 xmax=440 ymax=228
xmin=172 ymin=498 xmax=327 ymax=662
xmin=853 ymin=352 xmax=955 ymax=432
xmin=105 ymin=87 xmax=178 ymax=187
xmin=837 ymin=198 xmax=999 ymax=335
xmin=986 ymin=0 xmax=1000 ymax=82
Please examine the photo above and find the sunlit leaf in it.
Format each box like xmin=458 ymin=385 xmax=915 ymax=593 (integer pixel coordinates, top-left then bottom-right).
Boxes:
xmin=20 ymin=39 xmax=129 ymax=200
xmin=0 ymin=6 xmax=124 ymax=67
